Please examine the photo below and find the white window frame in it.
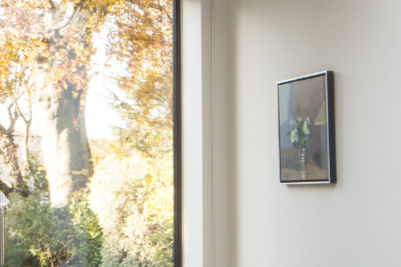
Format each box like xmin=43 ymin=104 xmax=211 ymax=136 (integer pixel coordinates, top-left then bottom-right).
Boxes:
xmin=181 ymin=0 xmax=235 ymax=266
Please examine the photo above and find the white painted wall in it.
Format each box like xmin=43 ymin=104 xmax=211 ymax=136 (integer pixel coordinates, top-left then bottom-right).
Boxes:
xmin=183 ymin=0 xmax=401 ymax=266
xmin=233 ymin=0 xmax=401 ymax=266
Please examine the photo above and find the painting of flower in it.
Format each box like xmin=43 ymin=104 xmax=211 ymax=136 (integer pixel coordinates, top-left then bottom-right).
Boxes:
xmin=289 ymin=117 xmax=311 ymax=149
xmin=277 ymin=71 xmax=336 ymax=184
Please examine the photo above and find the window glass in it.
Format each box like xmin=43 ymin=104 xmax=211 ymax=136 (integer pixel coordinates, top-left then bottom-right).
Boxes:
xmin=0 ymin=0 xmax=174 ymax=266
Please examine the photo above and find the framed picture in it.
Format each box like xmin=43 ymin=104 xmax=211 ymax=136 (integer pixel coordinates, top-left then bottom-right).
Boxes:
xmin=277 ymin=71 xmax=336 ymax=184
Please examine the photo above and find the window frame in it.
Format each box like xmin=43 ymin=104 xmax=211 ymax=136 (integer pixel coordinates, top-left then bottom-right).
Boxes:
xmin=173 ymin=0 xmax=183 ymax=266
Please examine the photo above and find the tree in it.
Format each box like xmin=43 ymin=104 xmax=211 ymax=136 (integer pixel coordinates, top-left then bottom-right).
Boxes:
xmin=89 ymin=150 xmax=174 ymax=266
xmin=0 ymin=0 xmax=173 ymax=207
xmin=0 ymin=0 xmax=174 ymax=264
xmin=0 ymin=0 xmax=100 ymax=206
xmin=107 ymin=0 xmax=173 ymax=157
xmin=0 ymin=25 xmax=38 ymax=196
xmin=5 ymin=187 xmax=104 ymax=266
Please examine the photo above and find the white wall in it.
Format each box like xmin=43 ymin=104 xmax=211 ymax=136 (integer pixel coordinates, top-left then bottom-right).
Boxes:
xmin=233 ymin=0 xmax=401 ymax=266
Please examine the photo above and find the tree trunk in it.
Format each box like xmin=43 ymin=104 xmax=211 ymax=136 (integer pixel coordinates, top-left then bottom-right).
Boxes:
xmin=0 ymin=125 xmax=24 ymax=195
xmin=34 ymin=2 xmax=97 ymax=207
xmin=39 ymin=86 xmax=92 ymax=208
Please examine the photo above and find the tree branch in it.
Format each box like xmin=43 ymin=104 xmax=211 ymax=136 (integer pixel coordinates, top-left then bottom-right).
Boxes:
xmin=7 ymin=104 xmax=18 ymax=132
xmin=0 ymin=123 xmax=26 ymax=196
xmin=154 ymin=0 xmax=172 ymax=22
xmin=54 ymin=7 xmax=79 ymax=32
xmin=10 ymin=90 xmax=33 ymax=173
xmin=11 ymin=93 xmax=29 ymax=124
xmin=0 ymin=178 xmax=12 ymax=197
xmin=48 ymin=0 xmax=56 ymax=9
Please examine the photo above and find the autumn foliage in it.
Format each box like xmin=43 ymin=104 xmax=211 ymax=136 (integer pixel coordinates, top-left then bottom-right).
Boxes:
xmin=0 ymin=0 xmax=174 ymax=265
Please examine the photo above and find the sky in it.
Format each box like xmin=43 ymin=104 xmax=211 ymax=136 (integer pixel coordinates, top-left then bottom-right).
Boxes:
xmin=85 ymin=24 xmax=127 ymax=140
xmin=85 ymin=72 xmax=122 ymax=140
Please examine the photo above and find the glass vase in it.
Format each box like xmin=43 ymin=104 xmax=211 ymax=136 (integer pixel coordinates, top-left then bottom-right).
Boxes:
xmin=297 ymin=147 xmax=306 ymax=179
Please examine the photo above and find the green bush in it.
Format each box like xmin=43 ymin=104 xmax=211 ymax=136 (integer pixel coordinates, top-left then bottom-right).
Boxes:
xmin=4 ymin=189 xmax=103 ymax=267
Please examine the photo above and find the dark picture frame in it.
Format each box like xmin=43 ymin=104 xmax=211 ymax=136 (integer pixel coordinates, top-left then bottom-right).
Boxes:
xmin=277 ymin=71 xmax=336 ymax=184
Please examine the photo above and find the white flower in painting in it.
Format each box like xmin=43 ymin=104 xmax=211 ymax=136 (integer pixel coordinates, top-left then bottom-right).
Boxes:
xmin=289 ymin=129 xmax=298 ymax=143
xmin=302 ymin=119 xmax=310 ymax=135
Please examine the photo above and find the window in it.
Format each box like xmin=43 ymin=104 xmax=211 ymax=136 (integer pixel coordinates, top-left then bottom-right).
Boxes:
xmin=0 ymin=0 xmax=180 ymax=266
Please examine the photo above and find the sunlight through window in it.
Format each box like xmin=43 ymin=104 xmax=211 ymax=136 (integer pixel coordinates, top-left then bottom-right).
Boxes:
xmin=0 ymin=0 xmax=176 ymax=266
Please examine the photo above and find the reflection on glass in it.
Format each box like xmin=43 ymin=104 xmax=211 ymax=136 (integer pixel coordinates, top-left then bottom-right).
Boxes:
xmin=278 ymin=75 xmax=329 ymax=182
xmin=0 ymin=1 xmax=174 ymax=266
